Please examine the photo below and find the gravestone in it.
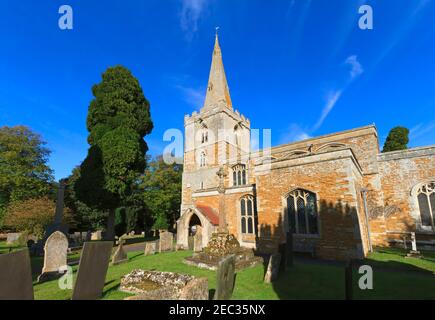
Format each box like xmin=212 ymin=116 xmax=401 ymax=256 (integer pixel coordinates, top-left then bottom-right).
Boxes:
xmin=0 ymin=249 xmax=34 ymax=300
xmin=112 ymin=238 xmax=128 ymax=265
xmin=6 ymin=233 xmax=22 ymax=245
xmin=71 ymin=241 xmax=113 ymax=300
xmin=214 ymin=254 xmax=236 ymax=300
xmin=82 ymin=231 xmax=91 ymax=241
xmin=179 ymin=277 xmax=209 ymax=300
xmin=406 ymin=232 xmax=422 ymax=258
xmin=264 ymin=253 xmax=281 ymax=283
xmin=159 ymin=231 xmax=174 ymax=253
xmin=144 ymin=241 xmax=157 ymax=256
xmin=193 ymin=226 xmax=203 ymax=253
xmin=91 ymin=231 xmax=102 ymax=241
xmin=38 ymin=231 xmax=69 ymax=282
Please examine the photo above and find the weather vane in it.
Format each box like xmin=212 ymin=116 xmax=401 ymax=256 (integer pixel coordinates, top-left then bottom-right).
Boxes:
xmin=215 ymin=26 xmax=220 ymax=35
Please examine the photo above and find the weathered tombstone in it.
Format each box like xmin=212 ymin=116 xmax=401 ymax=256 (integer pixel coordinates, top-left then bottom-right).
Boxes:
xmin=38 ymin=231 xmax=69 ymax=282
xmin=214 ymin=254 xmax=236 ymax=300
xmin=91 ymin=231 xmax=102 ymax=241
xmin=82 ymin=231 xmax=91 ymax=242
xmin=112 ymin=238 xmax=128 ymax=265
xmin=193 ymin=226 xmax=203 ymax=253
xmin=0 ymin=249 xmax=34 ymax=300
xmin=6 ymin=232 xmax=22 ymax=245
xmin=159 ymin=231 xmax=174 ymax=253
xmin=406 ymin=232 xmax=422 ymax=258
xmin=264 ymin=253 xmax=281 ymax=283
xmin=144 ymin=241 xmax=157 ymax=256
xmin=188 ymin=236 xmax=194 ymax=250
xmin=71 ymin=241 xmax=113 ymax=300
xmin=179 ymin=277 xmax=209 ymax=300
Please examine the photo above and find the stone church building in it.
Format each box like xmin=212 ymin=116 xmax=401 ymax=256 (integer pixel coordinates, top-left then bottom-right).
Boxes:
xmin=176 ymin=35 xmax=435 ymax=261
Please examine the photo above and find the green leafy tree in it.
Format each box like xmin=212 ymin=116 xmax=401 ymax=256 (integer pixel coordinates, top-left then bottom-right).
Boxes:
xmin=0 ymin=126 xmax=54 ymax=228
xmin=65 ymin=167 xmax=108 ymax=231
xmin=74 ymin=66 xmax=153 ymax=240
xmin=141 ymin=156 xmax=183 ymax=232
xmin=382 ymin=126 xmax=410 ymax=153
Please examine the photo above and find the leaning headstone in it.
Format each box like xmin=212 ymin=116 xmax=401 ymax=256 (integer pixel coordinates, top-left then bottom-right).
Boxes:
xmin=214 ymin=255 xmax=236 ymax=300
xmin=159 ymin=231 xmax=174 ymax=253
xmin=0 ymin=249 xmax=34 ymax=300
xmin=71 ymin=241 xmax=113 ymax=300
xmin=144 ymin=241 xmax=157 ymax=256
xmin=193 ymin=226 xmax=203 ymax=253
xmin=91 ymin=231 xmax=102 ymax=241
xmin=264 ymin=253 xmax=281 ymax=283
xmin=112 ymin=238 xmax=128 ymax=265
xmin=38 ymin=231 xmax=69 ymax=283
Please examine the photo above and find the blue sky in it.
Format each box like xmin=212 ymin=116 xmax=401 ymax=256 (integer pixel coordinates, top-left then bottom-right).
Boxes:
xmin=1 ymin=0 xmax=434 ymax=180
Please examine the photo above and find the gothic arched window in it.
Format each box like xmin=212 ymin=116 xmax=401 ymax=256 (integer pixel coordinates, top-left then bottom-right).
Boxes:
xmin=287 ymin=189 xmax=319 ymax=235
xmin=232 ymin=164 xmax=247 ymax=186
xmin=240 ymin=195 xmax=256 ymax=234
xmin=416 ymin=182 xmax=435 ymax=230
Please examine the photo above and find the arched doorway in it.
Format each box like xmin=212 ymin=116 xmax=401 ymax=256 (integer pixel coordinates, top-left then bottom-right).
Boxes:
xmin=188 ymin=214 xmax=202 ymax=250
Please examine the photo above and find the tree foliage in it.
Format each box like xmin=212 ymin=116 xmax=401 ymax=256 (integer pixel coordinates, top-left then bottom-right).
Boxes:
xmin=382 ymin=126 xmax=410 ymax=153
xmin=65 ymin=167 xmax=108 ymax=231
xmin=141 ymin=156 xmax=183 ymax=231
xmin=74 ymin=66 xmax=153 ymax=239
xmin=4 ymin=197 xmax=74 ymax=238
xmin=0 ymin=126 xmax=54 ymax=228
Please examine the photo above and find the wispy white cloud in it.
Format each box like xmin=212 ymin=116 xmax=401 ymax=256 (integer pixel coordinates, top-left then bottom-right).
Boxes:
xmin=279 ymin=123 xmax=312 ymax=144
xmin=175 ymin=84 xmax=205 ymax=109
xmin=313 ymin=90 xmax=343 ymax=131
xmin=179 ymin=0 xmax=209 ymax=40
xmin=345 ymin=55 xmax=364 ymax=79
xmin=410 ymin=121 xmax=435 ymax=140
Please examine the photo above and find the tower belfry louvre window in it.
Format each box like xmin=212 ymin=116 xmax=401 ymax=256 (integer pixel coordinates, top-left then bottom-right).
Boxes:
xmin=417 ymin=182 xmax=435 ymax=230
xmin=287 ymin=189 xmax=319 ymax=235
xmin=232 ymin=164 xmax=247 ymax=186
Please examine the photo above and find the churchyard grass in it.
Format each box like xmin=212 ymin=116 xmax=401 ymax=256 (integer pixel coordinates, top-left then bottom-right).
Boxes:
xmin=32 ymin=248 xmax=435 ymax=300
xmin=0 ymin=240 xmax=24 ymax=254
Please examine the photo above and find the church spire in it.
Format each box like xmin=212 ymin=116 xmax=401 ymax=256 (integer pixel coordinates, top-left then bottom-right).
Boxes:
xmin=202 ymin=33 xmax=233 ymax=110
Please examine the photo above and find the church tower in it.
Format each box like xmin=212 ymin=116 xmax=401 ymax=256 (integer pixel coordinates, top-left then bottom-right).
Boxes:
xmin=182 ymin=34 xmax=251 ymax=210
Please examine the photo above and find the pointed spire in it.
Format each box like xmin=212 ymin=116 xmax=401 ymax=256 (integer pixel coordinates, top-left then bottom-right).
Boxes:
xmin=202 ymin=32 xmax=233 ymax=110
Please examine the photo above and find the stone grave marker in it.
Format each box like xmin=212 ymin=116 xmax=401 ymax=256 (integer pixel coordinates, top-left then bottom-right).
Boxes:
xmin=6 ymin=233 xmax=22 ymax=245
xmin=264 ymin=253 xmax=281 ymax=283
xmin=82 ymin=231 xmax=91 ymax=242
xmin=38 ymin=231 xmax=69 ymax=282
xmin=112 ymin=238 xmax=128 ymax=265
xmin=91 ymin=231 xmax=102 ymax=241
xmin=0 ymin=249 xmax=34 ymax=300
xmin=71 ymin=241 xmax=113 ymax=300
xmin=407 ymin=232 xmax=422 ymax=258
xmin=144 ymin=241 xmax=157 ymax=256
xmin=159 ymin=231 xmax=174 ymax=253
xmin=193 ymin=226 xmax=203 ymax=253
xmin=214 ymin=254 xmax=236 ymax=300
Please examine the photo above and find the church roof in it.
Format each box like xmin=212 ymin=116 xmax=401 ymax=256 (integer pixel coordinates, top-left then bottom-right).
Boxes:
xmin=196 ymin=205 xmax=219 ymax=226
xmin=202 ymin=34 xmax=233 ymax=111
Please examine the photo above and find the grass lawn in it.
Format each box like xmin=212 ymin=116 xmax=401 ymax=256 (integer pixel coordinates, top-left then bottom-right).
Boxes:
xmin=0 ymin=240 xmax=24 ymax=254
xmin=31 ymin=247 xmax=435 ymax=300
